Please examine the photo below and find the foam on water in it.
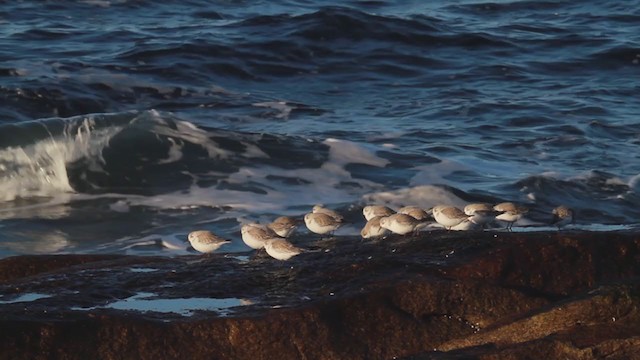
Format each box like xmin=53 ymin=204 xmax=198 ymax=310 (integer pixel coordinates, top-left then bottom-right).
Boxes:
xmin=146 ymin=111 xmax=269 ymax=160
xmin=0 ymin=108 xmax=637 ymax=257
xmin=252 ymin=101 xmax=295 ymax=119
xmin=0 ymin=117 xmax=124 ymax=202
xmin=0 ymin=195 xmax=75 ymax=220
xmin=324 ymin=138 xmax=389 ymax=168
xmin=94 ymin=233 xmax=192 ymax=255
xmin=1 ymin=110 xmax=635 ymax=217
xmin=411 ymin=160 xmax=472 ymax=186
xmin=363 ymin=185 xmax=468 ymax=209
xmin=0 ymin=110 xmax=276 ymax=214
xmin=2 ymin=230 xmax=71 ymax=254
xmin=119 ymin=135 xmax=389 ymax=213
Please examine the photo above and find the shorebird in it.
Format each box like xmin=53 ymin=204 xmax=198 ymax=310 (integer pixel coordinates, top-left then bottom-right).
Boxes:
xmin=464 ymin=203 xmax=495 ymax=228
xmin=552 ymin=205 xmax=575 ymax=229
xmin=312 ymin=204 xmax=344 ymax=222
xmin=267 ymin=216 xmax=298 ymax=238
xmin=397 ymin=206 xmax=430 ymax=221
xmin=360 ymin=216 xmax=389 ymax=239
xmin=362 ymin=205 xmax=395 ymax=221
xmin=493 ymin=202 xmax=529 ymax=231
xmin=379 ymin=213 xmax=425 ymax=235
xmin=187 ymin=230 xmax=231 ymax=254
xmin=431 ymin=205 xmax=470 ymax=230
xmin=263 ymin=238 xmax=303 ymax=261
xmin=450 ymin=219 xmax=480 ymax=231
xmin=240 ymin=223 xmax=276 ymax=250
xmin=304 ymin=212 xmax=342 ymax=235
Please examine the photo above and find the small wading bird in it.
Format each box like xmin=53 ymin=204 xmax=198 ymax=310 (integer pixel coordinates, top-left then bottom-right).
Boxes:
xmin=304 ymin=212 xmax=343 ymax=235
xmin=267 ymin=216 xmax=298 ymax=238
xmin=312 ymin=204 xmax=344 ymax=222
xmin=397 ymin=206 xmax=430 ymax=221
xmin=493 ymin=202 xmax=529 ymax=231
xmin=360 ymin=215 xmax=389 ymax=239
xmin=363 ymin=205 xmax=395 ymax=221
xmin=263 ymin=238 xmax=303 ymax=261
xmin=240 ymin=223 xmax=276 ymax=250
xmin=378 ymin=213 xmax=426 ymax=235
xmin=551 ymin=205 xmax=575 ymax=229
xmin=464 ymin=203 xmax=496 ymax=228
xmin=187 ymin=230 xmax=231 ymax=254
xmin=430 ymin=205 xmax=470 ymax=230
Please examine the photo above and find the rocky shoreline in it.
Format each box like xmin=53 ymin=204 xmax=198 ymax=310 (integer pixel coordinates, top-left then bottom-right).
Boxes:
xmin=1 ymin=231 xmax=640 ymax=359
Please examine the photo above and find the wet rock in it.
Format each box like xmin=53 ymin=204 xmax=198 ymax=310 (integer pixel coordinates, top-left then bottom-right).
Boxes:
xmin=1 ymin=232 xmax=640 ymax=359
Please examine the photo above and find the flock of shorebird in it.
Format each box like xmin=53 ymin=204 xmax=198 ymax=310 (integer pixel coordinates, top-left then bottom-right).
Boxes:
xmin=187 ymin=202 xmax=575 ymax=261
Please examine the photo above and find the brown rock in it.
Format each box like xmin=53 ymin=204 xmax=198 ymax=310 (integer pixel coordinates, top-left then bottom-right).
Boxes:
xmin=1 ymin=232 xmax=640 ymax=359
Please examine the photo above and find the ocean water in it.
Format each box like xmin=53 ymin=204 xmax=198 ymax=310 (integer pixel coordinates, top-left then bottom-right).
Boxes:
xmin=0 ymin=0 xmax=639 ymax=257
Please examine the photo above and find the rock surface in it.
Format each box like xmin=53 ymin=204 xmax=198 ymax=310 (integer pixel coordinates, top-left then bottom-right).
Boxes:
xmin=1 ymin=231 xmax=640 ymax=359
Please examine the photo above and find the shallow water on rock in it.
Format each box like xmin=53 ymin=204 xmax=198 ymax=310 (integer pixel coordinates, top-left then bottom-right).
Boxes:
xmin=71 ymin=292 xmax=247 ymax=317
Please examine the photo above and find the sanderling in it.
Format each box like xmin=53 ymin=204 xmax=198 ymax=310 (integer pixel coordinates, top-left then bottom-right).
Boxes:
xmin=431 ymin=205 xmax=470 ymax=230
xmin=312 ymin=204 xmax=344 ymax=222
xmin=240 ymin=223 xmax=277 ymax=250
xmin=450 ymin=219 xmax=480 ymax=231
xmin=267 ymin=216 xmax=298 ymax=238
xmin=493 ymin=202 xmax=529 ymax=231
xmin=360 ymin=216 xmax=389 ymax=239
xmin=187 ymin=230 xmax=231 ymax=254
xmin=304 ymin=212 xmax=342 ymax=235
xmin=379 ymin=213 xmax=425 ymax=235
xmin=464 ymin=203 xmax=495 ymax=228
xmin=264 ymin=238 xmax=303 ymax=261
xmin=397 ymin=206 xmax=430 ymax=221
xmin=363 ymin=205 xmax=395 ymax=221
xmin=552 ymin=205 xmax=575 ymax=229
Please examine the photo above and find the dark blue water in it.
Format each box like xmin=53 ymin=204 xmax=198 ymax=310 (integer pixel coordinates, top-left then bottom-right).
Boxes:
xmin=1 ymin=0 xmax=639 ymax=257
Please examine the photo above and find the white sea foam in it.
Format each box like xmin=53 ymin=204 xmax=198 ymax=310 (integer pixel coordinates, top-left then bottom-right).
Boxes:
xmin=0 ymin=110 xmax=271 ymax=215
xmin=3 ymin=230 xmax=71 ymax=254
xmin=363 ymin=185 xmax=467 ymax=209
xmin=0 ymin=195 xmax=74 ymax=220
xmin=0 ymin=110 xmax=392 ymax=220
xmin=0 ymin=116 xmax=125 ymax=202
xmin=109 ymin=200 xmax=131 ymax=213
xmin=123 ymin=137 xmax=389 ymax=213
xmin=149 ymin=110 xmax=269 ymax=160
xmin=146 ymin=111 xmax=227 ymax=159
xmin=324 ymin=138 xmax=389 ymax=168
xmin=252 ymin=101 xmax=294 ymax=119
xmin=157 ymin=137 xmax=184 ymax=164
xmin=628 ymin=174 xmax=640 ymax=193
xmin=410 ymin=160 xmax=468 ymax=186
xmin=605 ymin=177 xmax=628 ymax=187
xmin=99 ymin=233 xmax=191 ymax=255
